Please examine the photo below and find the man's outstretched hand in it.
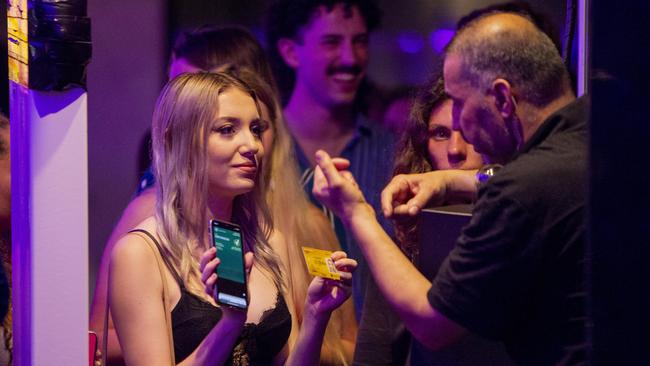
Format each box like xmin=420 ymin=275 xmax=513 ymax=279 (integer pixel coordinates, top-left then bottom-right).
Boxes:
xmin=381 ymin=169 xmax=479 ymax=219
xmin=312 ymin=150 xmax=372 ymax=223
xmin=380 ymin=172 xmax=449 ymax=219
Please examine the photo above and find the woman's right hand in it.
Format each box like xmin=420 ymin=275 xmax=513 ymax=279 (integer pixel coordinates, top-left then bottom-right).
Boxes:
xmin=199 ymin=247 xmax=254 ymax=320
xmin=177 ymin=248 xmax=255 ymax=365
xmin=199 ymin=247 xmax=220 ymax=298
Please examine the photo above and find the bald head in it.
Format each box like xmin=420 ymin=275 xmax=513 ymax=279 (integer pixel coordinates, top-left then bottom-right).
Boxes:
xmin=463 ymin=12 xmax=539 ymax=38
xmin=447 ymin=12 xmax=571 ymax=107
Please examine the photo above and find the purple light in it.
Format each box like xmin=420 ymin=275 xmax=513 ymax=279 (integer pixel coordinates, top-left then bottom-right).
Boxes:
xmin=397 ymin=31 xmax=424 ymax=54
xmin=430 ymin=29 xmax=455 ymax=54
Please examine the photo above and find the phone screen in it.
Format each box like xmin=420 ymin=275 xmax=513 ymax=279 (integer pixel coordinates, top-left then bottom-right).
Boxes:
xmin=210 ymin=220 xmax=248 ymax=310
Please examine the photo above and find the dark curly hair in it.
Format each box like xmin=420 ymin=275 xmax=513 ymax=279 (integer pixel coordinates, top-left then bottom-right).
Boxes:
xmin=392 ymin=74 xmax=449 ymax=260
xmin=265 ymin=0 xmax=382 ymax=103
xmin=393 ymin=75 xmax=447 ymax=177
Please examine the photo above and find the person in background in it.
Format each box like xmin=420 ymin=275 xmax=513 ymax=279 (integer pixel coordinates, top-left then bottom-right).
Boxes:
xmin=380 ymin=86 xmax=414 ymax=136
xmin=90 ymin=26 xmax=356 ymax=365
xmin=0 ymin=113 xmax=12 ymax=365
xmin=266 ymin=0 xmax=394 ymax=320
xmin=390 ymin=76 xmax=483 ymax=251
xmin=313 ymin=10 xmax=586 ymax=365
xmin=353 ymin=76 xmax=483 ymax=365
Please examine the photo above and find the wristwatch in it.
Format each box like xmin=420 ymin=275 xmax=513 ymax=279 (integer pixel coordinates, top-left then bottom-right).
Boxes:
xmin=476 ymin=164 xmax=503 ymax=186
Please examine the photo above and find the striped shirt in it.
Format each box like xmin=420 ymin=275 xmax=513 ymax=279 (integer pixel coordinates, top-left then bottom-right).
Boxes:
xmin=295 ymin=115 xmax=395 ymax=319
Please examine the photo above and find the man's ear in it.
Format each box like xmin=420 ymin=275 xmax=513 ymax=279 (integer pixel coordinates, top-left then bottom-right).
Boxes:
xmin=277 ymin=38 xmax=300 ymax=69
xmin=491 ymin=79 xmax=516 ymax=119
xmin=492 ymin=78 xmax=524 ymax=149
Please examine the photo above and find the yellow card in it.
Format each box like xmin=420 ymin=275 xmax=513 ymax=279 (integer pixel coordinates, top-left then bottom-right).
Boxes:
xmin=302 ymin=247 xmax=340 ymax=280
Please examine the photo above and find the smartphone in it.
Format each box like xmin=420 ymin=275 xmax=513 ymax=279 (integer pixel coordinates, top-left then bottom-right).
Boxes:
xmin=210 ymin=219 xmax=249 ymax=310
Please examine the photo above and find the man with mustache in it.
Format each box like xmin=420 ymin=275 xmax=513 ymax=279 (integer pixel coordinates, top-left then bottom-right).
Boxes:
xmin=266 ymin=0 xmax=394 ymax=319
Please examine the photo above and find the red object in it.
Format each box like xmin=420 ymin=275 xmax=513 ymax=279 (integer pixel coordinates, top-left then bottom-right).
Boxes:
xmin=88 ymin=331 xmax=98 ymax=366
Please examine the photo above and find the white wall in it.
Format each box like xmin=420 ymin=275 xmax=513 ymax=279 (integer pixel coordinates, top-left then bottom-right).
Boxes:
xmin=11 ymin=85 xmax=90 ymax=365
xmin=87 ymin=0 xmax=166 ymax=300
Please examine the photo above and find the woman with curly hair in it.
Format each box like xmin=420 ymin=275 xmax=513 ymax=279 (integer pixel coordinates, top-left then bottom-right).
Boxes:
xmin=391 ymin=75 xmax=483 ymax=259
xmin=354 ymin=74 xmax=483 ymax=365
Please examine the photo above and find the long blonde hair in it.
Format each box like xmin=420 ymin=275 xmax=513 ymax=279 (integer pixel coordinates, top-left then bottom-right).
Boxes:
xmin=150 ymin=72 xmax=284 ymax=299
xmin=234 ymin=68 xmax=352 ymax=365
xmin=254 ymin=83 xmax=352 ymax=366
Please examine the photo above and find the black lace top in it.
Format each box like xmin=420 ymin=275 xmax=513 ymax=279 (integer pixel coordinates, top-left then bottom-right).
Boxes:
xmin=131 ymin=229 xmax=292 ymax=365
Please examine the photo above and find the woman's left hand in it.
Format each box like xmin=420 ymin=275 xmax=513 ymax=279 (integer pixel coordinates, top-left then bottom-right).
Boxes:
xmin=305 ymin=251 xmax=357 ymax=317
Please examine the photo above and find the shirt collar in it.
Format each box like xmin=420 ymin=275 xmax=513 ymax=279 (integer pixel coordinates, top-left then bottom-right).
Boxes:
xmin=513 ymin=96 xmax=588 ymax=159
xmin=294 ymin=113 xmax=373 ymax=169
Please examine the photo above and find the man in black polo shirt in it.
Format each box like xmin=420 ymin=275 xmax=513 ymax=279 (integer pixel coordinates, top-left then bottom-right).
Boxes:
xmin=312 ymin=11 xmax=587 ymax=365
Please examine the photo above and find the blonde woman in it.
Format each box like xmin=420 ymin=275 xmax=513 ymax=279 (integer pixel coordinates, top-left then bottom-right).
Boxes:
xmin=92 ymin=26 xmax=357 ymax=365
xmin=109 ymin=72 xmax=356 ymax=365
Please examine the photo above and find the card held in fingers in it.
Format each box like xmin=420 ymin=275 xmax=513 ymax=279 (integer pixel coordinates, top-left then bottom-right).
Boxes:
xmin=302 ymin=246 xmax=341 ymax=280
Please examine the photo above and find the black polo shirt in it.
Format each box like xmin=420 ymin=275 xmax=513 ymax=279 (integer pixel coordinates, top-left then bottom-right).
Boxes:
xmin=428 ymin=97 xmax=589 ymax=365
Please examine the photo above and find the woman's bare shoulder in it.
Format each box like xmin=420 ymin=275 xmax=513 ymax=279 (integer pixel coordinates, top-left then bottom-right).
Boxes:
xmin=110 ymin=221 xmax=160 ymax=273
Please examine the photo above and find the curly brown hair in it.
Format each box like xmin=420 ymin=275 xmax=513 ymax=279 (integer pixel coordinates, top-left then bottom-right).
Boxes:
xmin=391 ymin=74 xmax=448 ymax=260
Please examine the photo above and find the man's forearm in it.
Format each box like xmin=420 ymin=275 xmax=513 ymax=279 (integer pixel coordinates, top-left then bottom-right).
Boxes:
xmin=343 ymin=204 xmax=435 ymax=333
xmin=343 ymin=203 xmax=466 ymax=350
xmin=442 ymin=169 xmax=479 ymax=203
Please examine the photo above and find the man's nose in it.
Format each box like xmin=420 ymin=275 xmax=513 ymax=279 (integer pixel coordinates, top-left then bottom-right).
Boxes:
xmin=340 ymin=40 xmax=357 ymax=65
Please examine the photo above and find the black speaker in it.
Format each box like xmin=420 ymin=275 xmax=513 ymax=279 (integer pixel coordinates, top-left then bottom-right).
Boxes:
xmin=26 ymin=0 xmax=92 ymax=91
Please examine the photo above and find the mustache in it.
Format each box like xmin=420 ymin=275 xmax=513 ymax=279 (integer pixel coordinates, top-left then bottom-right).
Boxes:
xmin=327 ymin=64 xmax=363 ymax=76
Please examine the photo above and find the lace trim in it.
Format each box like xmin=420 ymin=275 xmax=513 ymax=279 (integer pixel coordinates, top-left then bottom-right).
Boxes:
xmin=232 ymin=292 xmax=289 ymax=366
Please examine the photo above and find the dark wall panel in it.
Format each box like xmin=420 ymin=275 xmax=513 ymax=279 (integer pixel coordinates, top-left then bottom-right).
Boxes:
xmin=590 ymin=2 xmax=650 ymax=364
